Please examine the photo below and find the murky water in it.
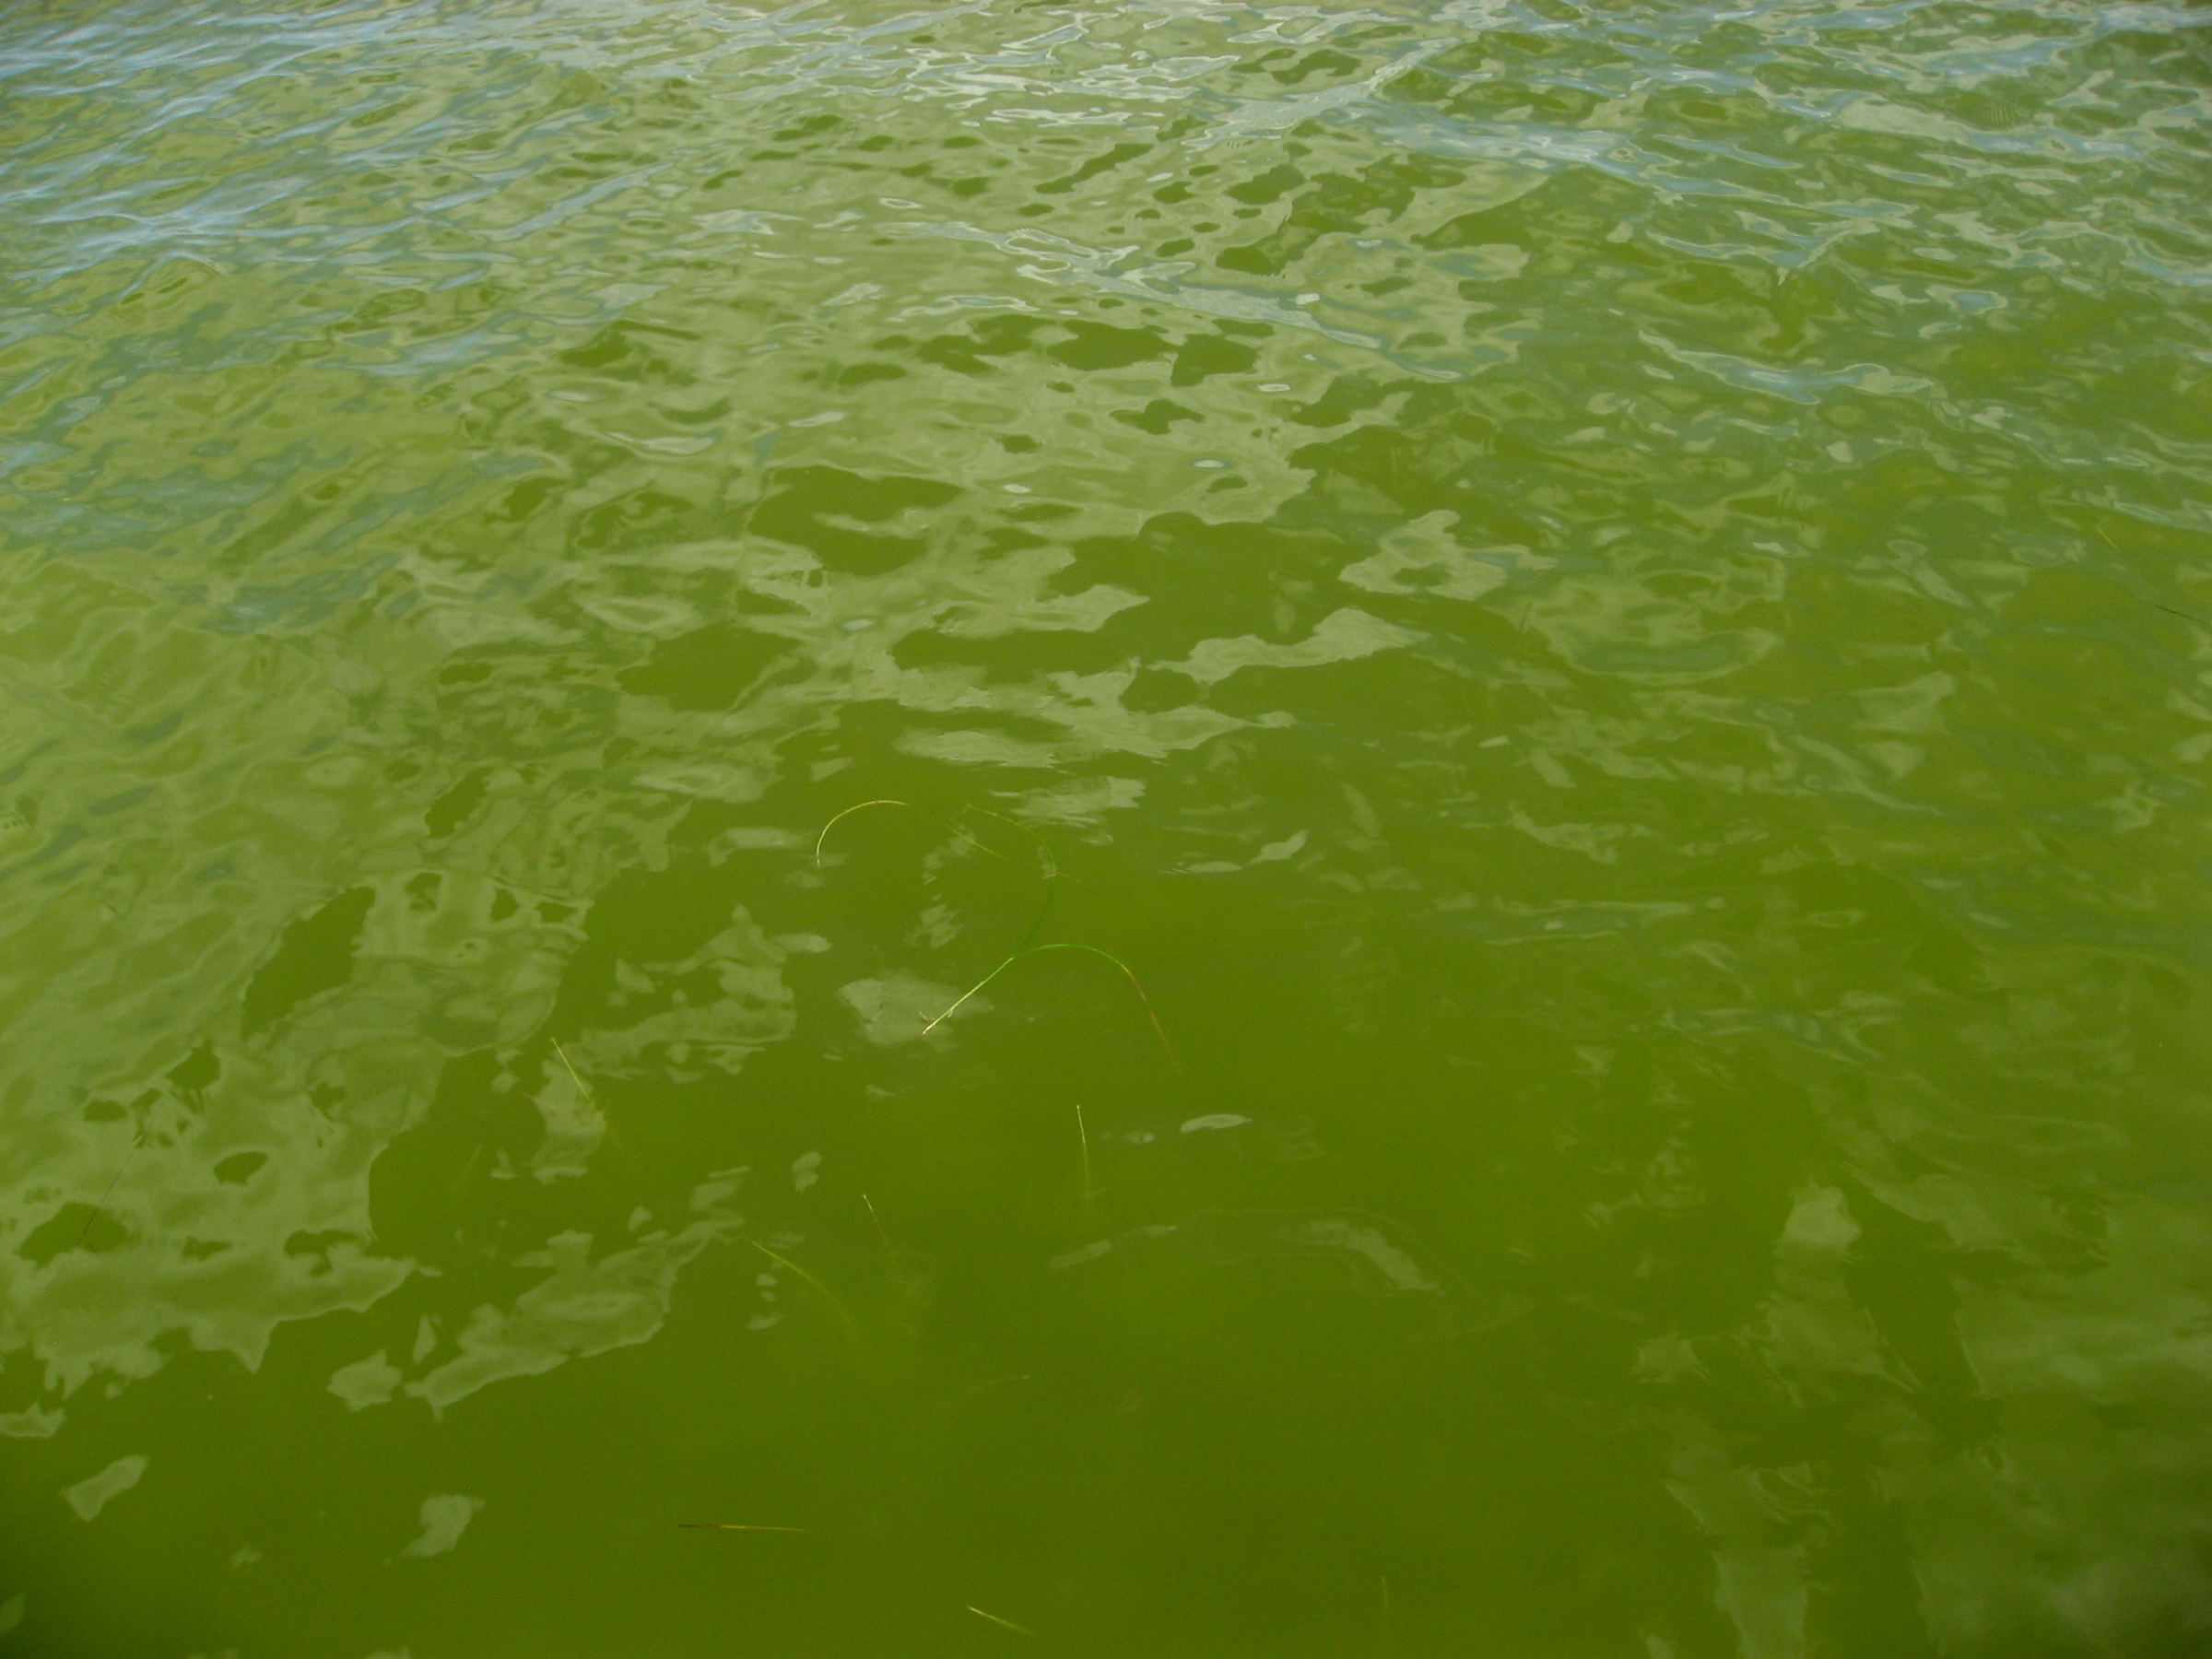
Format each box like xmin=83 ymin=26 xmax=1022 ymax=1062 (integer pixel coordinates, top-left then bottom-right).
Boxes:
xmin=5 ymin=1 xmax=2212 ymax=1653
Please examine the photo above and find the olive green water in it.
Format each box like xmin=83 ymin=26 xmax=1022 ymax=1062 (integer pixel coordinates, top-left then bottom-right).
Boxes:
xmin=6 ymin=1 xmax=2212 ymax=1654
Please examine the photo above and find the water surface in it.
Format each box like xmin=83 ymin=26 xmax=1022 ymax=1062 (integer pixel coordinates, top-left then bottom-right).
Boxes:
xmin=5 ymin=1 xmax=2212 ymax=1653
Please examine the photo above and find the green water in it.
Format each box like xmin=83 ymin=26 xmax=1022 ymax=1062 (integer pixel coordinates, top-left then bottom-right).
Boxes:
xmin=5 ymin=0 xmax=2212 ymax=1653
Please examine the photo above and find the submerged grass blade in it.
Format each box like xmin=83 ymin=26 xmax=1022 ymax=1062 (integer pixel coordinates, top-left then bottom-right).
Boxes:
xmin=944 ymin=806 xmax=1077 ymax=955
xmin=816 ymin=797 xmax=1073 ymax=962
xmin=954 ymin=804 xmax=1064 ymax=886
xmin=818 ymin=800 xmax=1173 ymax=1067
xmin=966 ymin=1606 xmax=1038 ymax=1637
xmin=550 ymin=1036 xmax=634 ymax=1165
xmin=752 ymin=1241 xmax=866 ymax=1347
xmin=1008 ymin=872 xmax=1058 ymax=959
xmin=814 ymin=798 xmax=912 ymax=865
xmin=549 ymin=1037 xmax=589 ymax=1096
xmin=862 ymin=1192 xmax=892 ymax=1252
xmin=450 ymin=1141 xmax=488 ymax=1206
xmin=815 ymin=798 xmax=1016 ymax=868
xmin=677 ymin=1523 xmax=812 ymax=1533
xmin=1075 ymin=1103 xmax=1096 ymax=1210
xmin=922 ymin=943 xmax=1181 ymax=1073
xmin=72 ymin=1131 xmax=144 ymax=1253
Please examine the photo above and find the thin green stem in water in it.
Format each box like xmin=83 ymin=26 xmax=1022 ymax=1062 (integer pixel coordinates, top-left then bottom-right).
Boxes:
xmin=1075 ymin=1102 xmax=1096 ymax=1209
xmin=549 ymin=1036 xmax=634 ymax=1166
xmin=818 ymin=799 xmax=1172 ymax=1069
xmin=817 ymin=797 xmax=1074 ymax=967
xmin=922 ymin=942 xmax=1180 ymax=1073
xmin=752 ymin=1241 xmax=865 ymax=1347
xmin=71 ymin=1130 xmax=145 ymax=1253
xmin=814 ymin=798 xmax=1013 ymax=868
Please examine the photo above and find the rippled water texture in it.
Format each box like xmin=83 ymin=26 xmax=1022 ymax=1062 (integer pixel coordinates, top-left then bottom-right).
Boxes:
xmin=5 ymin=1 xmax=2212 ymax=1653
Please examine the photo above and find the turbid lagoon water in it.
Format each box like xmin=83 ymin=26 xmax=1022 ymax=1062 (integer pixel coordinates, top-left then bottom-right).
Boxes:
xmin=4 ymin=1 xmax=2212 ymax=1653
